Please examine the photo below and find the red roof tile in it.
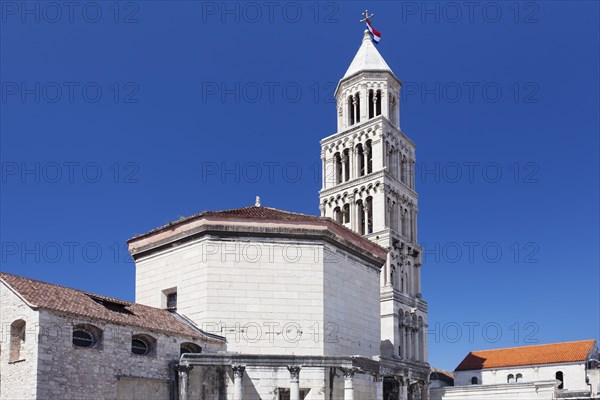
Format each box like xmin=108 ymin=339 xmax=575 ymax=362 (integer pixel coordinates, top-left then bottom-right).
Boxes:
xmin=129 ymin=206 xmax=326 ymax=241
xmin=128 ymin=206 xmax=388 ymax=262
xmin=455 ymin=340 xmax=597 ymax=371
xmin=0 ymin=272 xmax=222 ymax=342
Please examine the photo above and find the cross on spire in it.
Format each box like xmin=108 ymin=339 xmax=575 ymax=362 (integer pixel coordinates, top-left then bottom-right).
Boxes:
xmin=360 ymin=10 xmax=374 ymax=23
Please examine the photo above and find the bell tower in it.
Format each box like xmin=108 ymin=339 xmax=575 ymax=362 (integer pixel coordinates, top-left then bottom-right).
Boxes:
xmin=319 ymin=28 xmax=430 ymax=393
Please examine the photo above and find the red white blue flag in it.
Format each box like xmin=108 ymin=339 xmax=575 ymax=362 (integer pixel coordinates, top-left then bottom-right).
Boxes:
xmin=366 ymin=19 xmax=381 ymax=44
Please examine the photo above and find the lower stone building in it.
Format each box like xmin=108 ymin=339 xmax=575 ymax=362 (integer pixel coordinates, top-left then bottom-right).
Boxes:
xmin=431 ymin=340 xmax=600 ymax=400
xmin=0 ymin=272 xmax=225 ymax=399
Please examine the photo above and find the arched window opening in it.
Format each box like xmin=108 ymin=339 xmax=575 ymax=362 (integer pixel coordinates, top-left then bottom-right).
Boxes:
xmin=507 ymin=374 xmax=515 ymax=384
xmin=333 ymin=206 xmax=342 ymax=223
xmin=334 ymin=153 xmax=342 ymax=184
xmin=180 ymin=342 xmax=202 ymax=356
xmin=402 ymin=209 xmax=409 ymax=237
xmin=342 ymin=203 xmax=350 ymax=226
xmin=72 ymin=324 xmax=102 ymax=348
xmin=376 ymin=90 xmax=382 ymax=116
xmin=556 ymin=371 xmax=564 ymax=389
xmin=401 ymin=155 xmax=407 ymax=184
xmin=471 ymin=377 xmax=478 ymax=385
xmin=342 ymin=149 xmax=350 ymax=182
xmin=366 ymin=196 xmax=373 ymax=234
xmin=356 ymin=144 xmax=365 ymax=177
xmin=366 ymin=140 xmax=373 ymax=174
xmin=516 ymin=374 xmax=523 ymax=383
xmin=131 ymin=334 xmax=156 ymax=356
xmin=356 ymin=200 xmax=365 ymax=235
xmin=390 ymin=265 xmax=396 ymax=288
xmin=355 ymin=93 xmax=360 ymax=123
xmin=390 ymin=200 xmax=398 ymax=231
xmin=389 ymin=146 xmax=396 ymax=177
xmin=73 ymin=330 xmax=94 ymax=348
xmin=348 ymin=95 xmax=355 ymax=126
xmin=9 ymin=319 xmax=26 ymax=363
xmin=368 ymin=89 xmax=375 ymax=119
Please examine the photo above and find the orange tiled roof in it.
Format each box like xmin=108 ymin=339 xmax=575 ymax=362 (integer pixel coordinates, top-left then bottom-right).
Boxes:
xmin=455 ymin=340 xmax=597 ymax=371
xmin=0 ymin=272 xmax=222 ymax=342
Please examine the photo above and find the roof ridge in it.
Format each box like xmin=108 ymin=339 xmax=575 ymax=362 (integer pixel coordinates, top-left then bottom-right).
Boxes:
xmin=469 ymin=339 xmax=596 ymax=354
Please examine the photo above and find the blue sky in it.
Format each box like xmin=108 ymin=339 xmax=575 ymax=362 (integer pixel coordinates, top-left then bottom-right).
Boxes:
xmin=1 ymin=1 xmax=598 ymax=370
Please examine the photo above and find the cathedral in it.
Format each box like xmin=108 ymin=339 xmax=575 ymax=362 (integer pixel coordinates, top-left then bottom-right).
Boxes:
xmin=0 ymin=28 xmax=430 ymax=400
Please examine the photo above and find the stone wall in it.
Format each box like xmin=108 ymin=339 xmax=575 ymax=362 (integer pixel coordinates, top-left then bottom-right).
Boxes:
xmin=454 ymin=362 xmax=590 ymax=390
xmin=0 ymin=283 xmax=40 ymax=400
xmin=323 ymin=245 xmax=381 ymax=358
xmin=34 ymin=310 xmax=223 ymax=399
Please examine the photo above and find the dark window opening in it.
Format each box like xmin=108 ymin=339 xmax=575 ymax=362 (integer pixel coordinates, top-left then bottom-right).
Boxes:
xmin=180 ymin=342 xmax=202 ymax=355
xmin=471 ymin=377 xmax=478 ymax=385
xmin=73 ymin=330 xmax=95 ymax=348
xmin=556 ymin=371 xmax=564 ymax=389
xmin=278 ymin=388 xmax=308 ymax=400
xmin=87 ymin=294 xmax=133 ymax=315
xmin=167 ymin=292 xmax=177 ymax=310
xmin=132 ymin=338 xmax=149 ymax=355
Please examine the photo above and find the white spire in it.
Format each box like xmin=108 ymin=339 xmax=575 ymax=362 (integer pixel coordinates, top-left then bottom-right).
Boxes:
xmin=341 ymin=30 xmax=394 ymax=81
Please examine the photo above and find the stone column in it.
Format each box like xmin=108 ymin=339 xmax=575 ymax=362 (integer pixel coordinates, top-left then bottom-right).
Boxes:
xmin=399 ymin=379 xmax=408 ymax=400
xmin=374 ymin=375 xmax=383 ymax=400
xmin=343 ymin=369 xmax=356 ymax=400
xmin=360 ymin=84 xmax=368 ymax=122
xmin=288 ymin=366 xmax=301 ymax=400
xmin=385 ymin=251 xmax=392 ymax=286
xmin=232 ymin=365 xmax=245 ymax=400
xmin=177 ymin=365 xmax=193 ymax=400
xmin=321 ymin=153 xmax=326 ymax=190
xmin=364 ymin=200 xmax=370 ymax=234
xmin=422 ymin=379 xmax=430 ymax=400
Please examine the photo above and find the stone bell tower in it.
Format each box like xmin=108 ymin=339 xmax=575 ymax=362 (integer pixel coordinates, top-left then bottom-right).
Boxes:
xmin=319 ymin=29 xmax=430 ymax=396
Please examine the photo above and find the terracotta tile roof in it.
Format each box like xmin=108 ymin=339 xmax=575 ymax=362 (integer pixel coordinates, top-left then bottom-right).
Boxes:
xmin=129 ymin=206 xmax=326 ymax=241
xmin=431 ymin=368 xmax=454 ymax=383
xmin=0 ymin=272 xmax=223 ymax=342
xmin=127 ymin=205 xmax=388 ymax=262
xmin=455 ymin=340 xmax=597 ymax=371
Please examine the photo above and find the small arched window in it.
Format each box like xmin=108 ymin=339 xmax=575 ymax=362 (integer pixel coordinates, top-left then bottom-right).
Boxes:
xmin=72 ymin=324 xmax=102 ymax=348
xmin=9 ymin=319 xmax=26 ymax=362
xmin=73 ymin=330 xmax=94 ymax=347
xmin=507 ymin=374 xmax=515 ymax=384
xmin=516 ymin=373 xmax=523 ymax=383
xmin=180 ymin=342 xmax=202 ymax=355
xmin=333 ymin=206 xmax=342 ymax=223
xmin=471 ymin=377 xmax=478 ymax=385
xmin=131 ymin=334 xmax=156 ymax=356
xmin=342 ymin=203 xmax=350 ymax=225
xmin=556 ymin=371 xmax=564 ymax=389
